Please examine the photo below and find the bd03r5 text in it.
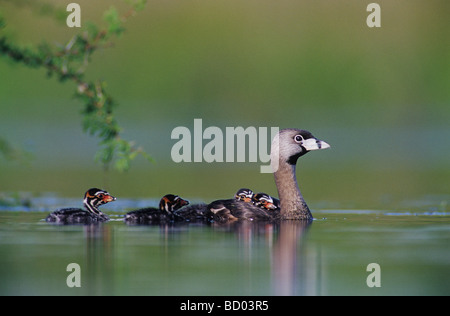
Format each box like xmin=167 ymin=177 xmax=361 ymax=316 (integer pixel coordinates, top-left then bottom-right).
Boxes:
xmin=224 ymin=301 xmax=269 ymax=311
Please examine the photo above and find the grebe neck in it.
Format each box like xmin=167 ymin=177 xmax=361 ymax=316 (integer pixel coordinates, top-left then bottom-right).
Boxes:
xmin=273 ymin=158 xmax=312 ymax=221
xmin=83 ymin=199 xmax=103 ymax=216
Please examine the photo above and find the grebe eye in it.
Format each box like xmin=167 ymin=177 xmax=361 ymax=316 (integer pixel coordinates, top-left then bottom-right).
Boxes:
xmin=294 ymin=135 xmax=303 ymax=143
xmin=97 ymin=193 xmax=104 ymax=198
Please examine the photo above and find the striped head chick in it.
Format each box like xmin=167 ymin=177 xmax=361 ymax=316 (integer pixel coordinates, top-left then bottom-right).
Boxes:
xmin=235 ymin=188 xmax=254 ymax=203
xmin=252 ymin=193 xmax=278 ymax=211
xmin=159 ymin=194 xmax=190 ymax=214
xmin=83 ymin=188 xmax=116 ymax=217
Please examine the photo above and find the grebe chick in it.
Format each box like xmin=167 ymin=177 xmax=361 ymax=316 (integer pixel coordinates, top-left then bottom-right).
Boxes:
xmin=174 ymin=202 xmax=209 ymax=222
xmin=206 ymin=188 xmax=273 ymax=223
xmin=124 ymin=194 xmax=189 ymax=224
xmin=252 ymin=193 xmax=280 ymax=211
xmin=45 ymin=188 xmax=116 ymax=224
xmin=175 ymin=189 xmax=254 ymax=222
xmin=175 ymin=188 xmax=253 ymax=222
xmin=235 ymin=188 xmax=254 ymax=202
xmin=207 ymin=199 xmax=272 ymax=223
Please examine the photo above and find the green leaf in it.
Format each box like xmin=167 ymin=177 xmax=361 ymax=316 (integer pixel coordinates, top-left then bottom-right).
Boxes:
xmin=103 ymin=6 xmax=125 ymax=36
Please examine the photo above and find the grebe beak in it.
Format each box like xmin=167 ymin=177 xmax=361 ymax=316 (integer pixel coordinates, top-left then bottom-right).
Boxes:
xmin=302 ymin=138 xmax=330 ymax=151
xmin=265 ymin=202 xmax=277 ymax=210
xmin=103 ymin=194 xmax=116 ymax=203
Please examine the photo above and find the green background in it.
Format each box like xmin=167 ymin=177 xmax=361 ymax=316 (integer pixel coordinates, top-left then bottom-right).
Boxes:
xmin=1 ymin=0 xmax=449 ymax=208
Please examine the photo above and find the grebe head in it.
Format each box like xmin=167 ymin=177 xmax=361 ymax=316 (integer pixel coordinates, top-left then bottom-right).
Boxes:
xmin=271 ymin=129 xmax=330 ymax=168
xmin=252 ymin=193 xmax=278 ymax=210
xmin=83 ymin=188 xmax=116 ymax=215
xmin=235 ymin=188 xmax=254 ymax=202
xmin=159 ymin=194 xmax=190 ymax=214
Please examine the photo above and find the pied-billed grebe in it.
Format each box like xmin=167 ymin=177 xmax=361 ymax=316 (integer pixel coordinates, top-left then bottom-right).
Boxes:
xmin=174 ymin=202 xmax=208 ymax=222
xmin=252 ymin=193 xmax=280 ymax=211
xmin=45 ymin=188 xmax=116 ymax=224
xmin=271 ymin=129 xmax=329 ymax=220
xmin=124 ymin=194 xmax=189 ymax=224
xmin=206 ymin=129 xmax=329 ymax=222
xmin=206 ymin=188 xmax=274 ymax=223
xmin=174 ymin=188 xmax=255 ymax=222
xmin=235 ymin=188 xmax=254 ymax=202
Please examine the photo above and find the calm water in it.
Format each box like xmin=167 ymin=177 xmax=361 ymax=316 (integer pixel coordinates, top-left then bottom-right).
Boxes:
xmin=0 ymin=199 xmax=449 ymax=296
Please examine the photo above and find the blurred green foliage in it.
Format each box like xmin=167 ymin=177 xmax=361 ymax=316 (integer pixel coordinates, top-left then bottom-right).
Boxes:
xmin=0 ymin=0 xmax=448 ymax=201
xmin=0 ymin=0 xmax=151 ymax=171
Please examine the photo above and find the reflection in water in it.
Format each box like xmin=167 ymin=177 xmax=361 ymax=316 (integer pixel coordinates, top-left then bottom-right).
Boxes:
xmin=78 ymin=220 xmax=321 ymax=295
xmin=211 ymin=220 xmax=319 ymax=296
xmin=272 ymin=221 xmax=311 ymax=296
xmin=84 ymin=224 xmax=115 ymax=295
xmin=6 ymin=208 xmax=445 ymax=295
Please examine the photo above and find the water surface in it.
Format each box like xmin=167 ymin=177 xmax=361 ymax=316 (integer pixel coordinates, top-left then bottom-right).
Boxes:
xmin=0 ymin=204 xmax=449 ymax=296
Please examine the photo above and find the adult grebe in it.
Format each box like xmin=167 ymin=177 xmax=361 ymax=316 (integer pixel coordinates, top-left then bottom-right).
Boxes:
xmin=206 ymin=129 xmax=329 ymax=222
xmin=271 ymin=129 xmax=329 ymax=220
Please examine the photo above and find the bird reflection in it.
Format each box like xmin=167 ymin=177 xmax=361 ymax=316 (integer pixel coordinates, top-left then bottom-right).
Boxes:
xmin=84 ymin=223 xmax=115 ymax=295
xmin=80 ymin=220 xmax=320 ymax=295
xmin=211 ymin=219 xmax=315 ymax=295
xmin=272 ymin=221 xmax=311 ymax=295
